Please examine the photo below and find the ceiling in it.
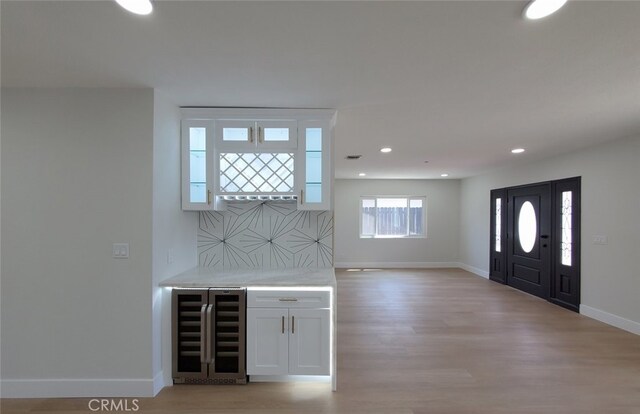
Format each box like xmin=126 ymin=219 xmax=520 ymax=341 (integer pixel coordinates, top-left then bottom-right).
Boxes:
xmin=3 ymin=1 xmax=640 ymax=179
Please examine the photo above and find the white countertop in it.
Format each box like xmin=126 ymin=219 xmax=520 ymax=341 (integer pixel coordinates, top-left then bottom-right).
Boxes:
xmin=159 ymin=267 xmax=336 ymax=288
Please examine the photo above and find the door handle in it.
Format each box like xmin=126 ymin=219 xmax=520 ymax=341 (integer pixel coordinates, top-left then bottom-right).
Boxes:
xmin=206 ymin=304 xmax=214 ymax=364
xmin=541 ymin=235 xmax=549 ymax=239
xmin=200 ymin=304 xmax=207 ymax=363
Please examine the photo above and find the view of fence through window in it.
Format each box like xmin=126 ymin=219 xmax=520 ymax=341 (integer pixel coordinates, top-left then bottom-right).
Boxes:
xmin=361 ymin=197 xmax=426 ymax=238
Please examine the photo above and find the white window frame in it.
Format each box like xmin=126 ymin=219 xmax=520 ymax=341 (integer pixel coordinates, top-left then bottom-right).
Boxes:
xmin=359 ymin=196 xmax=427 ymax=239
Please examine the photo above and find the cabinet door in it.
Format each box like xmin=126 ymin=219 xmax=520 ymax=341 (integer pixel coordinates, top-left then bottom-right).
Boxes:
xmin=215 ymin=120 xmax=256 ymax=150
xmin=181 ymin=120 xmax=215 ymax=210
xmin=297 ymin=120 xmax=332 ymax=210
xmin=288 ymin=308 xmax=330 ymax=375
xmin=172 ymin=289 xmax=210 ymax=379
xmin=247 ymin=308 xmax=289 ymax=375
xmin=256 ymin=120 xmax=298 ymax=150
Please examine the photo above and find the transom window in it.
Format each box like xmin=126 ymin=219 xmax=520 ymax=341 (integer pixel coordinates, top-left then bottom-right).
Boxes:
xmin=360 ymin=196 xmax=426 ymax=238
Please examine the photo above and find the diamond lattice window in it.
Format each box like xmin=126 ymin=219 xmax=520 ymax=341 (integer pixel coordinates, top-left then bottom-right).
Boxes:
xmin=219 ymin=153 xmax=295 ymax=193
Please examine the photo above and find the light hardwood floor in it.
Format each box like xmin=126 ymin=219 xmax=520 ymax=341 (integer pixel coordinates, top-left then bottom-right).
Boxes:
xmin=3 ymin=268 xmax=640 ymax=413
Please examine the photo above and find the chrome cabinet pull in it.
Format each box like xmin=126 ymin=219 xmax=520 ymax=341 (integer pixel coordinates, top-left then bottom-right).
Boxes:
xmin=207 ymin=190 xmax=212 ymax=205
xmin=206 ymin=304 xmax=214 ymax=363
xmin=249 ymin=126 xmax=254 ymax=143
xmin=291 ymin=315 xmax=295 ymax=334
xmin=300 ymin=189 xmax=304 ymax=204
xmin=278 ymin=298 xmax=298 ymax=302
xmin=258 ymin=126 xmax=263 ymax=143
xmin=200 ymin=304 xmax=207 ymax=363
xmin=281 ymin=316 xmax=285 ymax=334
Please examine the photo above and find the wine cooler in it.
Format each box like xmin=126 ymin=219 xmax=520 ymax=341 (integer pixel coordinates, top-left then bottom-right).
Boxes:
xmin=172 ymin=288 xmax=247 ymax=384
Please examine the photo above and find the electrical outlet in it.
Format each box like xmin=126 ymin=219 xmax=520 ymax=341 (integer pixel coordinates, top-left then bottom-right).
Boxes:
xmin=592 ymin=235 xmax=608 ymax=245
xmin=112 ymin=243 xmax=130 ymax=258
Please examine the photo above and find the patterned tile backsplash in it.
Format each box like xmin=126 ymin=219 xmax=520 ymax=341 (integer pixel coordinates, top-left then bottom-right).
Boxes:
xmin=198 ymin=202 xmax=333 ymax=269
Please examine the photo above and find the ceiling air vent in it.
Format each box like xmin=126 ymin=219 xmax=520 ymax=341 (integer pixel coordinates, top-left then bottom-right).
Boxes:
xmin=346 ymin=155 xmax=362 ymax=160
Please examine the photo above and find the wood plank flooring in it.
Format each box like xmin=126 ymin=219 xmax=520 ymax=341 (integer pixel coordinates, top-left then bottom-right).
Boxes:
xmin=3 ymin=268 xmax=640 ymax=413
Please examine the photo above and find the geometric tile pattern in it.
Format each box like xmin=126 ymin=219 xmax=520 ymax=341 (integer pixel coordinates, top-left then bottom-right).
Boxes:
xmin=198 ymin=201 xmax=333 ymax=269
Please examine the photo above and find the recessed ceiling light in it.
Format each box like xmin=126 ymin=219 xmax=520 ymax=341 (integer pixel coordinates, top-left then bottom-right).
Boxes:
xmin=115 ymin=0 xmax=153 ymax=15
xmin=358 ymin=173 xmax=366 ymax=177
xmin=511 ymin=148 xmax=526 ymax=154
xmin=523 ymin=0 xmax=567 ymax=20
xmin=380 ymin=147 xmax=392 ymax=153
xmin=441 ymin=173 xmax=449 ymax=177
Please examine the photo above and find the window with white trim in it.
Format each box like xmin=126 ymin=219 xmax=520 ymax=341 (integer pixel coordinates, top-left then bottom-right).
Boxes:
xmin=360 ymin=196 xmax=426 ymax=238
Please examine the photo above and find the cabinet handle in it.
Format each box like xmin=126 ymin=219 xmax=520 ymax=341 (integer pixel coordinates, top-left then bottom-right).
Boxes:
xmin=258 ymin=126 xmax=263 ymax=143
xmin=200 ymin=304 xmax=207 ymax=363
xmin=281 ymin=316 xmax=285 ymax=334
xmin=207 ymin=190 xmax=212 ymax=205
xmin=291 ymin=315 xmax=295 ymax=334
xmin=249 ymin=127 xmax=254 ymax=143
xmin=206 ymin=304 xmax=214 ymax=363
xmin=278 ymin=298 xmax=298 ymax=302
xmin=300 ymin=189 xmax=304 ymax=204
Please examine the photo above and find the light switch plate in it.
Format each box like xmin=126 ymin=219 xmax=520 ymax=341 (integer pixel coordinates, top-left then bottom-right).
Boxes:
xmin=593 ymin=235 xmax=608 ymax=245
xmin=112 ymin=243 xmax=130 ymax=258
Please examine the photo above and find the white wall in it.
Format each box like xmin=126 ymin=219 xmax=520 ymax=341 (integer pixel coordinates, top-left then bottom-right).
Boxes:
xmin=459 ymin=135 xmax=640 ymax=332
xmin=151 ymin=91 xmax=198 ymax=392
xmin=334 ymin=179 xmax=460 ymax=267
xmin=1 ymin=88 xmax=155 ymax=397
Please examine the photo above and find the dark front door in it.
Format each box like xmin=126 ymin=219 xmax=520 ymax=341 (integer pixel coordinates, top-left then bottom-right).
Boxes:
xmin=507 ymin=184 xmax=551 ymax=299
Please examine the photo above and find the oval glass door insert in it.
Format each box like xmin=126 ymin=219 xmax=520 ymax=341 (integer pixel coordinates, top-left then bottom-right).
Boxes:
xmin=518 ymin=201 xmax=537 ymax=253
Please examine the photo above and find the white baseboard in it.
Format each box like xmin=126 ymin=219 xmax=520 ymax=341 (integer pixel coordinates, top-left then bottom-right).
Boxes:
xmin=152 ymin=371 xmax=166 ymax=396
xmin=0 ymin=378 xmax=157 ymax=398
xmin=335 ymin=261 xmax=459 ymax=269
xmin=457 ymin=263 xmax=490 ymax=279
xmin=580 ymin=305 xmax=640 ymax=336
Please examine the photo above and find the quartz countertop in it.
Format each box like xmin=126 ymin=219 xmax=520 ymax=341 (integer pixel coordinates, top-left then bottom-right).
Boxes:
xmin=159 ymin=267 xmax=336 ymax=288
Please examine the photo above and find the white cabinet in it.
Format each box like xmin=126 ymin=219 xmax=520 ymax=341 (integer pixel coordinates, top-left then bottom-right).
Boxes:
xmin=296 ymin=120 xmax=332 ymax=211
xmin=215 ymin=119 xmax=297 ymax=150
xmin=247 ymin=289 xmax=331 ymax=377
xmin=246 ymin=308 xmax=289 ymax=375
xmin=288 ymin=308 xmax=330 ymax=375
xmin=181 ymin=108 xmax=334 ymax=211
xmin=181 ymin=120 xmax=215 ymax=210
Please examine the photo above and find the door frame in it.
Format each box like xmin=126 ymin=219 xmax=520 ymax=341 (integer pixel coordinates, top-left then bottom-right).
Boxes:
xmin=489 ymin=177 xmax=581 ymax=312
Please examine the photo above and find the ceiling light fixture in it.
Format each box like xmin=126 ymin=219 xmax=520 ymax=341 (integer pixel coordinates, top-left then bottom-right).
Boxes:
xmin=380 ymin=147 xmax=392 ymax=153
xmin=115 ymin=0 xmax=153 ymax=15
xmin=511 ymin=148 xmax=526 ymax=154
xmin=358 ymin=173 xmax=366 ymax=177
xmin=523 ymin=0 xmax=567 ymax=20
xmin=441 ymin=173 xmax=449 ymax=177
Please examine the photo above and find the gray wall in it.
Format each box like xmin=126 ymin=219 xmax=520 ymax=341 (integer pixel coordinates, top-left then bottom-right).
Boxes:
xmin=0 ymin=88 xmax=183 ymax=397
xmin=459 ymin=135 xmax=640 ymax=330
xmin=334 ymin=179 xmax=460 ymax=267
xmin=151 ymin=91 xmax=198 ymax=391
